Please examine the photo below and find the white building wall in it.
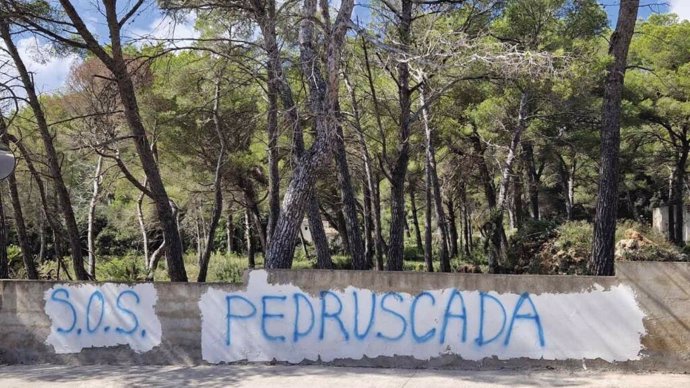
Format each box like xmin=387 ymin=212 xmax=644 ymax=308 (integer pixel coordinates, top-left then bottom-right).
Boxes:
xmin=652 ymin=205 xmax=690 ymax=242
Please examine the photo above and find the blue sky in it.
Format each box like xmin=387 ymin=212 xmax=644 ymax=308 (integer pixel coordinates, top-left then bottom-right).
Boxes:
xmin=2 ymin=0 xmax=686 ymax=98
xmin=603 ymin=1 xmax=672 ymax=25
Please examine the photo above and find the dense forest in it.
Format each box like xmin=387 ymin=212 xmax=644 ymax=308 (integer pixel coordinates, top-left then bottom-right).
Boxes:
xmin=0 ymin=0 xmax=686 ymax=282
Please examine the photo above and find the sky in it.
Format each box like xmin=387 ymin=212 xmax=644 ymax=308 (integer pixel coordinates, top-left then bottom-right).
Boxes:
xmin=1 ymin=0 xmax=687 ymax=99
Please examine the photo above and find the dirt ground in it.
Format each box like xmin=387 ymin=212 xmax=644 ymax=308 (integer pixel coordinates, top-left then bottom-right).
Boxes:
xmin=0 ymin=364 xmax=688 ymax=387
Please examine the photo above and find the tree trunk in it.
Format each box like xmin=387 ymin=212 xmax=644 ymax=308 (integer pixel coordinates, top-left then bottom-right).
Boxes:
xmin=87 ymin=155 xmax=103 ymax=278
xmin=0 ymin=187 xmax=8 ymax=279
xmin=343 ymin=73 xmax=376 ymax=268
xmin=423 ymin=172 xmax=434 ymax=273
xmin=409 ymin=186 xmax=423 ymax=253
xmin=306 ymin=197 xmax=333 ymax=269
xmin=245 ymin=209 xmax=256 ymax=269
xmin=251 ymin=206 xmax=267 ymax=254
xmin=522 ymin=141 xmax=540 ymax=220
xmin=7 ymin=174 xmax=38 ymax=279
xmin=590 ymin=0 xmax=639 ymax=276
xmin=136 ymin=181 xmax=149 ymax=264
xmin=321 ymin=201 xmax=350 ymax=254
xmin=195 ymin=214 xmax=203 ymax=266
xmin=237 ymin=175 xmax=268 ymax=254
xmin=558 ymin=155 xmax=577 ymax=221
xmin=245 ymin=209 xmax=262 ymax=254
xmin=511 ymin=175 xmax=523 ymax=230
xmin=386 ymin=0 xmax=413 ymax=271
xmin=672 ymin=149 xmax=688 ymax=245
xmin=667 ymin=170 xmax=676 ymax=242
xmin=360 ymin=39 xmax=387 ymax=271
xmin=299 ymin=226 xmax=311 ymax=260
xmin=462 ymin=185 xmax=472 ymax=256
xmin=263 ymin=0 xmax=356 ymax=269
xmin=197 ymin=189 xmax=223 ymax=282
xmin=420 ymin=83 xmax=451 ymax=272
xmin=38 ymin=212 xmax=45 ymax=263
xmin=567 ymin=161 xmax=577 ymax=221
xmin=145 ymin=239 xmax=166 ymax=281
xmin=362 ymin=176 xmax=375 ymax=268
xmin=198 ymin=80 xmax=227 ymax=282
xmin=84 ymin=3 xmax=188 ymax=281
xmin=487 ymin=92 xmax=530 ymax=273
xmin=5 ymin=134 xmax=65 ymax=264
xmin=470 ymin=129 xmax=505 ymax=272
xmin=0 ymin=126 xmax=9 ymax=278
xmin=264 ymin=42 xmax=281 ymax=247
xmin=226 ymin=212 xmax=234 ymax=255
xmin=285 ymin=104 xmax=332 ymax=268
xmin=372 ymin=176 xmax=385 ymax=270
xmin=1 ymin=21 xmax=88 ymax=280
xmin=286 ymin=78 xmax=332 ymax=268
xmin=446 ymin=197 xmax=459 ymax=258
xmin=387 ymin=164 xmax=408 ymax=267
xmin=253 ymin=0 xmax=282 ymax=247
xmin=497 ymin=93 xmax=529 ymax=209
xmin=470 ymin=130 xmax=497 ymax=208
xmin=333 ymin=111 xmax=367 ymax=269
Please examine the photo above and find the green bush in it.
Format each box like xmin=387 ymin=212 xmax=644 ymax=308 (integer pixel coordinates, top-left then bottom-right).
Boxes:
xmin=403 ymin=261 xmax=427 ymax=272
xmin=331 ymin=255 xmax=352 ymax=270
xmin=457 ymin=248 xmax=488 ymax=266
xmin=95 ymin=227 xmax=139 ymax=256
xmin=403 ymin=244 xmax=423 ymax=261
xmin=554 ymin=220 xmax=592 ymax=257
xmin=213 ymin=260 xmax=245 ymax=283
xmin=97 ymin=254 xmax=146 ymax=281
xmin=506 ymin=219 xmax=559 ymax=272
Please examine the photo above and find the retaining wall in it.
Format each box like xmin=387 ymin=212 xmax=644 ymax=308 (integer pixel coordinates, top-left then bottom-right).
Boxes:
xmin=0 ymin=261 xmax=688 ymax=371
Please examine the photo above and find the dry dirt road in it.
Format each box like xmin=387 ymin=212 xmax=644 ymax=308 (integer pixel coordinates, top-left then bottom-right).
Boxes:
xmin=0 ymin=364 xmax=688 ymax=387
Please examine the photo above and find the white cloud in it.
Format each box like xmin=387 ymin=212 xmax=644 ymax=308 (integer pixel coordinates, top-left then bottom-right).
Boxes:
xmin=670 ymin=0 xmax=690 ymax=21
xmin=0 ymin=37 xmax=80 ymax=101
xmin=128 ymin=14 xmax=200 ymax=48
xmin=15 ymin=37 xmax=80 ymax=94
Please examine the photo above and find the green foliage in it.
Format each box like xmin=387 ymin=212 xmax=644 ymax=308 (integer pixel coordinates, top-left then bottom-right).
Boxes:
xmin=97 ymin=255 xmax=147 ymax=282
xmin=95 ymin=227 xmax=139 ymax=256
xmin=211 ymin=254 xmax=259 ymax=283
xmin=5 ymin=1 xmax=690 ymax=282
xmin=506 ymin=219 xmax=559 ymax=273
xmin=403 ymin=244 xmax=423 ymax=261
xmin=554 ymin=220 xmax=593 ymax=257
xmin=515 ymin=220 xmax=689 ymax=275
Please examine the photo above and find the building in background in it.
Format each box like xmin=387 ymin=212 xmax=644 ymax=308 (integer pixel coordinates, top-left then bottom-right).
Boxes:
xmin=652 ymin=206 xmax=690 ymax=242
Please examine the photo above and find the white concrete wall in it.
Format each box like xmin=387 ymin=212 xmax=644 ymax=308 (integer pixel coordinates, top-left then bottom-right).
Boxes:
xmin=43 ymin=283 xmax=161 ymax=354
xmin=2 ymin=262 xmax=690 ymax=371
xmin=199 ymin=271 xmax=645 ymax=364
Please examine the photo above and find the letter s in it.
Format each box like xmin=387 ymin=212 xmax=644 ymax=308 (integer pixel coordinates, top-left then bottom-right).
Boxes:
xmin=50 ymin=288 xmax=77 ymax=334
xmin=115 ymin=290 xmax=140 ymax=335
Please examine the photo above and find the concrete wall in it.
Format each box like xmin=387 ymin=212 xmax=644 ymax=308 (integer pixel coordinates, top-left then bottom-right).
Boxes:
xmin=1 ymin=261 xmax=689 ymax=371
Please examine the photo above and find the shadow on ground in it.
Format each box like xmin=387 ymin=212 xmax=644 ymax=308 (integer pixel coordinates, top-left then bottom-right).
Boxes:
xmin=1 ymin=364 xmax=688 ymax=387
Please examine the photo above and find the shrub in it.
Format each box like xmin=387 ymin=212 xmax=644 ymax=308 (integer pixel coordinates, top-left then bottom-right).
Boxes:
xmin=213 ymin=260 xmax=245 ymax=283
xmin=506 ymin=219 xmax=559 ymax=273
xmin=97 ymin=254 xmax=146 ymax=281
xmin=403 ymin=244 xmax=423 ymax=261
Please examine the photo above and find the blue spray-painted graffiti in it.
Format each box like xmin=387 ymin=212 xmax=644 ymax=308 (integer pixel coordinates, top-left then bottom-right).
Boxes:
xmin=222 ymin=289 xmax=544 ymax=348
xmin=197 ymin=272 xmax=553 ymax=364
xmin=49 ymin=288 xmax=146 ymax=338
xmin=44 ymin=283 xmax=161 ymax=354
xmin=199 ymin=270 xmax=644 ymax=364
